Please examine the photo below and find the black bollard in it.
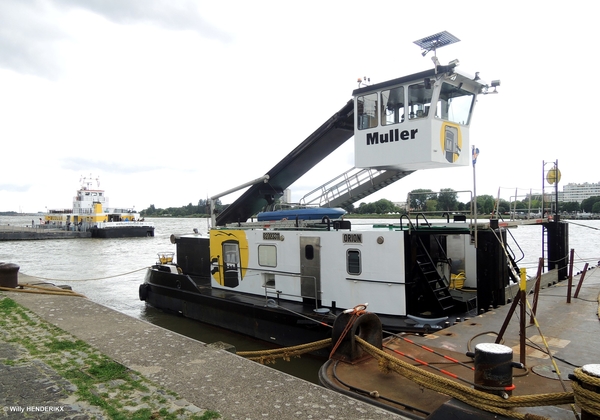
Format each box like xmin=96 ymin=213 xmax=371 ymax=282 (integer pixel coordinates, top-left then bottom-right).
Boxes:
xmin=577 ymin=364 xmax=600 ymax=420
xmin=0 ymin=262 xmax=20 ymax=288
xmin=473 ymin=343 xmax=514 ymax=397
xmin=330 ymin=312 xmax=382 ymax=362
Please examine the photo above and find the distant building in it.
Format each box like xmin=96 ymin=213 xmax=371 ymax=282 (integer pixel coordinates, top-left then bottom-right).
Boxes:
xmin=559 ymin=182 xmax=600 ymax=203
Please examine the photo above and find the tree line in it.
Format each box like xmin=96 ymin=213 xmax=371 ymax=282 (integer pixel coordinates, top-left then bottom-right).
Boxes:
xmin=140 ymin=191 xmax=600 ymax=217
xmin=141 ymin=199 xmax=222 ymax=217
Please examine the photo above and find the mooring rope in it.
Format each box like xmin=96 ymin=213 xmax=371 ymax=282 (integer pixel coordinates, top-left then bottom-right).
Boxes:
xmin=567 ymin=221 xmax=600 ymax=231
xmin=0 ymin=283 xmax=86 ymax=297
xmin=236 ymin=331 xmax=577 ymax=419
xmin=20 ymin=267 xmax=150 ymax=282
xmin=355 ymin=336 xmax=574 ymax=420
xmin=237 ymin=338 xmax=332 ymax=364
xmin=329 ymin=304 xmax=367 ymax=359
xmin=571 ymin=368 xmax=600 ymax=417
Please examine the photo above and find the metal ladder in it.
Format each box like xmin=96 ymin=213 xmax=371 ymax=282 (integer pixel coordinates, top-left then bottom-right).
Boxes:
xmin=414 ymin=236 xmax=455 ymax=314
xmin=490 ymin=220 xmax=525 ymax=283
xmin=298 ymin=167 xmax=413 ymax=209
xmin=401 ymin=214 xmax=455 ymax=314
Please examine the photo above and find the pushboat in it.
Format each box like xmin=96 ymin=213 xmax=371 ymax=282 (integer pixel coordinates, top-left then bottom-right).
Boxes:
xmin=45 ymin=176 xmax=154 ymax=238
xmin=136 ymin=32 xmax=600 ymax=420
xmin=139 ymin=34 xmax=569 ymax=350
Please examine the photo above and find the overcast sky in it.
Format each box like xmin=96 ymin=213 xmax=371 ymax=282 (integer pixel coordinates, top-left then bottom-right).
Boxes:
xmin=1 ymin=0 xmax=597 ymax=213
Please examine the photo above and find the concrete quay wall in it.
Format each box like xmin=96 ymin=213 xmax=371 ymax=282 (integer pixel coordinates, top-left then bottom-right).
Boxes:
xmin=4 ymin=281 xmax=404 ymax=419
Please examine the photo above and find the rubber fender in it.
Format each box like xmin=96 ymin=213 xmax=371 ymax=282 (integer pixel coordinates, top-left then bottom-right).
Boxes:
xmin=331 ymin=312 xmax=383 ymax=362
xmin=138 ymin=283 xmax=149 ymax=301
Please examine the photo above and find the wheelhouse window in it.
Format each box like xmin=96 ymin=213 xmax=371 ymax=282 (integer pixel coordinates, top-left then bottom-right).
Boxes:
xmin=357 ymin=93 xmax=378 ymax=130
xmin=347 ymin=249 xmax=361 ymax=275
xmin=381 ymin=86 xmax=404 ymax=126
xmin=435 ymin=82 xmax=475 ymax=125
xmin=258 ymin=245 xmax=277 ymax=267
xmin=408 ymin=81 xmax=433 ymax=119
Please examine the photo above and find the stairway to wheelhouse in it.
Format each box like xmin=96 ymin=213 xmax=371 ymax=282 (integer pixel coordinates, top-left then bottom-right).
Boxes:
xmin=299 ymin=167 xmax=414 ymax=209
xmin=414 ymin=236 xmax=455 ymax=314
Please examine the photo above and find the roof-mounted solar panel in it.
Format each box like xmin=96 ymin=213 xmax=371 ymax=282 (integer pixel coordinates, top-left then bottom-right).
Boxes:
xmin=414 ymin=31 xmax=460 ymax=55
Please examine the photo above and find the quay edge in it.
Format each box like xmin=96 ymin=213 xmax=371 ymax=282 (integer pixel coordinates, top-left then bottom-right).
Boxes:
xmin=2 ymin=273 xmax=407 ymax=420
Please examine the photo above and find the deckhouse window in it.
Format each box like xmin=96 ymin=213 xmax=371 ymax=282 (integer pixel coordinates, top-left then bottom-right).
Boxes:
xmin=381 ymin=86 xmax=405 ymax=126
xmin=357 ymin=93 xmax=378 ymax=130
xmin=435 ymin=82 xmax=475 ymax=125
xmin=304 ymin=244 xmax=314 ymax=260
xmin=347 ymin=249 xmax=361 ymax=275
xmin=223 ymin=242 xmax=240 ymax=266
xmin=408 ymin=81 xmax=433 ymax=119
xmin=258 ymin=245 xmax=277 ymax=267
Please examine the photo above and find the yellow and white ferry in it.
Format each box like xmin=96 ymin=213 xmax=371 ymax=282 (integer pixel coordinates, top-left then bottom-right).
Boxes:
xmin=45 ymin=176 xmax=154 ymax=238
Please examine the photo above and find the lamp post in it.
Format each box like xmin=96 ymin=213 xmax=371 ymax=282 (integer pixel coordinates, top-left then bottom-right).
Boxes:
xmin=472 ymin=146 xmax=479 ymax=247
xmin=543 ymin=160 xmax=560 ymax=221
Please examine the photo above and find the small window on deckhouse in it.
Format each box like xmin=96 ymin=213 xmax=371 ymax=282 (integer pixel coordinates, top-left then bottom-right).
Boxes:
xmin=305 ymin=245 xmax=314 ymax=260
xmin=347 ymin=249 xmax=361 ymax=275
xmin=258 ymin=245 xmax=277 ymax=267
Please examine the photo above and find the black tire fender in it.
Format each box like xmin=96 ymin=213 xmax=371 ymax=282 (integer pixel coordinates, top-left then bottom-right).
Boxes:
xmin=331 ymin=312 xmax=382 ymax=362
xmin=139 ymin=283 xmax=149 ymax=301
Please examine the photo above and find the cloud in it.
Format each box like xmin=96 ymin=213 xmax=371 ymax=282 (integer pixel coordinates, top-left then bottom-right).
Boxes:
xmin=0 ymin=0 xmax=232 ymax=80
xmin=59 ymin=157 xmax=160 ymax=174
xmin=0 ymin=184 xmax=31 ymax=193
xmin=0 ymin=1 xmax=67 ymax=80
xmin=54 ymin=0 xmax=233 ymax=42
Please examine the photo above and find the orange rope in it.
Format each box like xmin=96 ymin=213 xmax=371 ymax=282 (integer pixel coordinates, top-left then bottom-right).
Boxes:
xmin=329 ymin=305 xmax=367 ymax=358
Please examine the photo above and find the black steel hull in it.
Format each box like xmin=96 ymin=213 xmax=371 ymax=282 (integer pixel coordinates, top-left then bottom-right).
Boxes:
xmin=140 ymin=268 xmax=333 ymax=349
xmin=140 ymin=267 xmax=439 ymax=350
xmin=91 ymin=226 xmax=155 ymax=238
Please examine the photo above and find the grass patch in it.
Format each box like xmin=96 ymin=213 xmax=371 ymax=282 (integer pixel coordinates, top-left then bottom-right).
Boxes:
xmin=46 ymin=338 xmax=87 ymax=352
xmin=87 ymin=360 xmax=129 ymax=381
xmin=0 ymin=297 xmax=17 ymax=311
xmin=0 ymin=296 xmax=222 ymax=419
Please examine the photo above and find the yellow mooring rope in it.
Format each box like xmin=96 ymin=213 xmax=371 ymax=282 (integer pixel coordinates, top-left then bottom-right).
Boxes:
xmin=572 ymin=368 xmax=600 ymax=418
xmin=237 ymin=338 xmax=332 ymax=364
xmin=354 ymin=336 xmax=574 ymax=420
xmin=0 ymin=284 xmax=86 ymax=298
xmin=236 ymin=333 xmax=580 ymax=419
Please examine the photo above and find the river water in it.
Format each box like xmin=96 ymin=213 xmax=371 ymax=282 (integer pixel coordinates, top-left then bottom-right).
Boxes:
xmin=1 ymin=215 xmax=599 ymax=383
